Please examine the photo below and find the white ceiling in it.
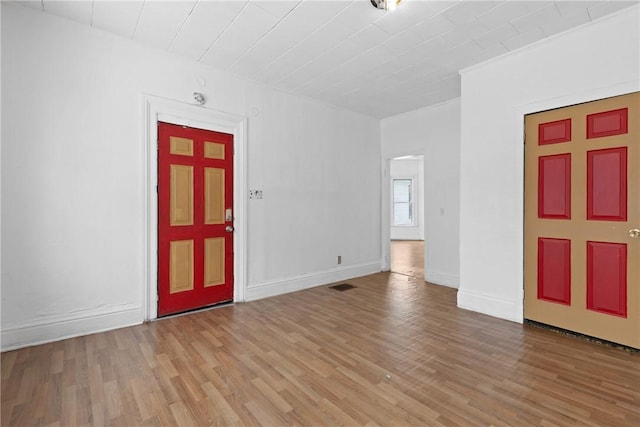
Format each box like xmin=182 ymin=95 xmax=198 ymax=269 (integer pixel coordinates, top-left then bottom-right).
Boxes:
xmin=16 ymin=0 xmax=639 ymax=118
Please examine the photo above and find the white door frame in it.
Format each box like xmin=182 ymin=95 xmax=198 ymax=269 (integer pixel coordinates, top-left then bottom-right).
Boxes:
xmin=142 ymin=94 xmax=248 ymax=320
xmin=381 ymin=152 xmax=427 ymax=274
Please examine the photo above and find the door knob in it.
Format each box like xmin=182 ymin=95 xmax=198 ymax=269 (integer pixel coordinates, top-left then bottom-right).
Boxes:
xmin=225 ymin=225 xmax=234 ymax=233
xmin=629 ymin=229 xmax=640 ymax=239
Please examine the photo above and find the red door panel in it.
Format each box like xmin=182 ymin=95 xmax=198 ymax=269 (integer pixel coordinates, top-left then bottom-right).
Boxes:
xmin=538 ymin=154 xmax=571 ymax=219
xmin=538 ymin=118 xmax=572 ymax=145
xmin=587 ymin=108 xmax=628 ymax=139
xmin=587 ymin=147 xmax=627 ymax=221
xmin=587 ymin=241 xmax=627 ymax=318
xmin=537 ymin=238 xmax=571 ymax=305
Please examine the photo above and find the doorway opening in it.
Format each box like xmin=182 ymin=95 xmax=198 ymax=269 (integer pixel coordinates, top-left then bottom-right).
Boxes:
xmin=389 ymin=155 xmax=425 ymax=280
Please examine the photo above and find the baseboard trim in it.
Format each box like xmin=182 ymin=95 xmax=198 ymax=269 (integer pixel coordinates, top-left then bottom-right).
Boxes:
xmin=457 ymin=289 xmax=522 ymax=323
xmin=425 ymin=271 xmax=459 ymax=288
xmin=246 ymin=262 xmax=381 ymax=302
xmin=1 ymin=304 xmax=143 ymax=351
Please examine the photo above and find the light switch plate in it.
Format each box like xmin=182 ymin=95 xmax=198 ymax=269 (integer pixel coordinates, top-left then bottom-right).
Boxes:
xmin=249 ymin=190 xmax=263 ymax=199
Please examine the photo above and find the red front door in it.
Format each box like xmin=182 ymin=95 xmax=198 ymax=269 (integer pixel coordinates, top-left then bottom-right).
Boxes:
xmin=157 ymin=122 xmax=234 ymax=316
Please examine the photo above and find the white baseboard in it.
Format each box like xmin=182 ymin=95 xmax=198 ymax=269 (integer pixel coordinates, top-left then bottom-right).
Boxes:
xmin=425 ymin=271 xmax=459 ymax=288
xmin=457 ymin=289 xmax=523 ymax=323
xmin=246 ymin=262 xmax=381 ymax=302
xmin=1 ymin=304 xmax=143 ymax=351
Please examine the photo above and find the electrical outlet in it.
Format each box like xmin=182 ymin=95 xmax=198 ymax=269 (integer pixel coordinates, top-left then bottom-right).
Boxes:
xmin=337 ymin=255 xmax=342 ymax=265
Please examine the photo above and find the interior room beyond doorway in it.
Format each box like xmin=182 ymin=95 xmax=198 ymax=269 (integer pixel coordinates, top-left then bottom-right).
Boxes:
xmin=390 ymin=240 xmax=425 ymax=280
xmin=390 ymin=155 xmax=425 ymax=281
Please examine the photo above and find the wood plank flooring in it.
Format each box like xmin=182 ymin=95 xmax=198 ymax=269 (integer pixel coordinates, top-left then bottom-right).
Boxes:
xmin=2 ymin=273 xmax=639 ymax=426
xmin=390 ymin=240 xmax=424 ymax=279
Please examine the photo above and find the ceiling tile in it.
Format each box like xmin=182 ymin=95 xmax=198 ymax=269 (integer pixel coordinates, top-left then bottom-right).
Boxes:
xmin=501 ymin=27 xmax=546 ymax=51
xmin=270 ymin=44 xmax=326 ymax=76
xmin=475 ymin=1 xmax=531 ymax=29
xmin=376 ymin=30 xmax=424 ymax=57
xmin=373 ymin=0 xmax=438 ymax=34
xmin=413 ymin=37 xmax=456 ymax=60
xmin=330 ymin=0 xmax=384 ymax=32
xmin=257 ymin=1 xmax=347 ymax=46
xmin=554 ymin=1 xmax=601 ymax=17
xmin=307 ymin=17 xmax=359 ymax=45
xmin=230 ymin=33 xmax=294 ymax=75
xmin=523 ymin=1 xmax=556 ymax=13
xmin=409 ymin=13 xmax=456 ymax=41
xmin=473 ymin=23 xmax=519 ymax=49
xmin=423 ymin=1 xmax=460 ymax=15
xmin=471 ymin=42 xmax=509 ymax=63
xmin=348 ymin=24 xmax=392 ymax=50
xmin=440 ymin=20 xmax=490 ymax=46
xmin=342 ymin=48 xmax=395 ymax=74
xmin=93 ymin=1 xmax=144 ymax=39
xmin=587 ymin=1 xmax=639 ymax=20
xmin=278 ymin=42 xmax=358 ymax=85
xmin=199 ymin=3 xmax=282 ymax=68
xmin=541 ymin=10 xmax=591 ymax=37
xmin=510 ymin=4 xmax=562 ymax=34
xmin=443 ymin=1 xmax=501 ymax=24
xmin=43 ymin=0 xmax=93 ymax=26
xmin=134 ymin=1 xmax=198 ymax=51
xmin=252 ymin=0 xmax=301 ymax=19
xmin=283 ymin=0 xmax=350 ymax=30
xmin=439 ymin=40 xmax=484 ymax=70
xmin=370 ymin=59 xmax=407 ymax=77
xmin=170 ymin=1 xmax=246 ymax=60
xmin=391 ymin=64 xmax=430 ymax=82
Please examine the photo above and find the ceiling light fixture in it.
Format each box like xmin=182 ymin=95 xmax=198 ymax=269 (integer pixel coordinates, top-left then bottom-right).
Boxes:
xmin=370 ymin=0 xmax=402 ymax=11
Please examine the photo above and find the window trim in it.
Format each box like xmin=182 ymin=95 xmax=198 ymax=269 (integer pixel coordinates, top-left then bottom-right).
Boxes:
xmin=392 ymin=177 xmax=416 ymax=227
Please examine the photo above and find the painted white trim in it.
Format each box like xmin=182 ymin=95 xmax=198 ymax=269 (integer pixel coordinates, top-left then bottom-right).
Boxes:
xmin=425 ymin=271 xmax=459 ymax=289
xmin=246 ymin=262 xmax=381 ymax=302
xmin=380 ymin=158 xmax=391 ymax=271
xmin=1 ymin=304 xmax=142 ymax=351
xmin=142 ymin=94 xmax=248 ymax=320
xmin=457 ymin=290 xmax=522 ymax=324
xmin=382 ymin=152 xmax=427 ymax=274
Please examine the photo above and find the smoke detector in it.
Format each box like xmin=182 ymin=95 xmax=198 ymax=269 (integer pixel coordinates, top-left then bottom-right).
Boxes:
xmin=370 ymin=0 xmax=401 ymax=11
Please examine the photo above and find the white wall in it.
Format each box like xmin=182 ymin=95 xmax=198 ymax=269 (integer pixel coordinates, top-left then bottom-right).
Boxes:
xmin=390 ymin=158 xmax=424 ymax=241
xmin=381 ymin=99 xmax=461 ymax=288
xmin=458 ymin=6 xmax=640 ymax=322
xmin=0 ymin=4 xmax=381 ymax=350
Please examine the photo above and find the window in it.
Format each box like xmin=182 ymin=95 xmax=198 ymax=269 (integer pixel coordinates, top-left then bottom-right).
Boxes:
xmin=393 ymin=178 xmax=413 ymax=226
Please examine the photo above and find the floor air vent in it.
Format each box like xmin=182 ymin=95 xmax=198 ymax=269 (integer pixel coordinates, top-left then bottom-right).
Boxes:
xmin=329 ymin=283 xmax=356 ymax=291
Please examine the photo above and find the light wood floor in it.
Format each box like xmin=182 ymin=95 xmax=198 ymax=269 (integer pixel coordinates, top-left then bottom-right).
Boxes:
xmin=390 ymin=240 xmax=424 ymax=279
xmin=2 ymin=273 xmax=639 ymax=426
